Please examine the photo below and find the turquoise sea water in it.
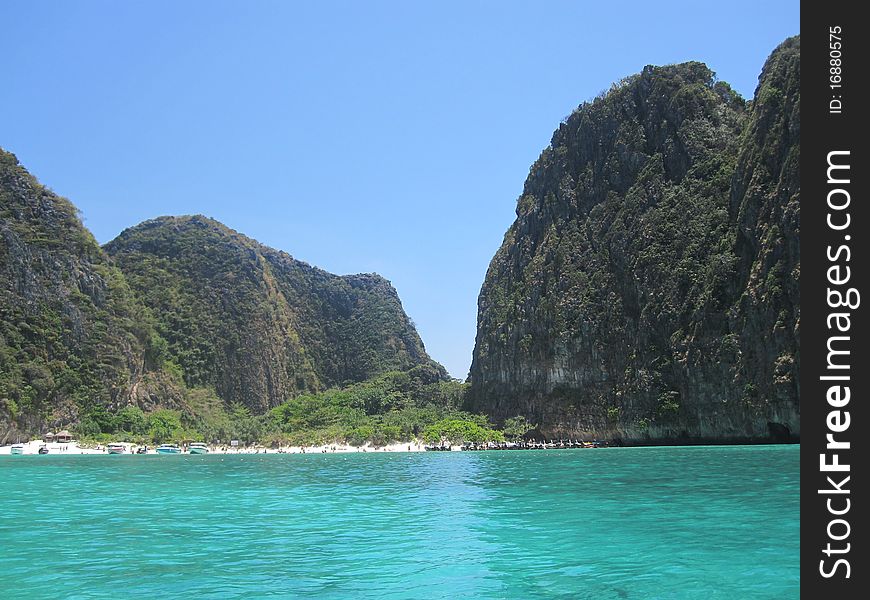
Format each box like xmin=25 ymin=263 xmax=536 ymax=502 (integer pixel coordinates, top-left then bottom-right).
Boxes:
xmin=0 ymin=445 xmax=798 ymax=599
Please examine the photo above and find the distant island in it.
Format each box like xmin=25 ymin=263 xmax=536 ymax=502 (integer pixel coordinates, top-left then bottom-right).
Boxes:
xmin=1 ymin=37 xmax=799 ymax=449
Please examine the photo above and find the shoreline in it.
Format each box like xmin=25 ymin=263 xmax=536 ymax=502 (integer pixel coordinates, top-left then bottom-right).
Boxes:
xmin=0 ymin=439 xmax=430 ymax=456
xmin=0 ymin=438 xmax=798 ymax=456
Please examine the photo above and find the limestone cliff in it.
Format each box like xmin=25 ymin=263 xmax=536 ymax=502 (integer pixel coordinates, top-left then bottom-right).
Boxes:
xmin=0 ymin=149 xmax=184 ymax=440
xmin=1 ymin=152 xmax=441 ymax=435
xmin=105 ymin=216 xmax=441 ymax=413
xmin=467 ymin=38 xmax=800 ymax=443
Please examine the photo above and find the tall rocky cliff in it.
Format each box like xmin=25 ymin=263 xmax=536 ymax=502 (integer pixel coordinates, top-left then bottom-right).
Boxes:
xmin=0 ymin=149 xmax=184 ymax=440
xmin=468 ymin=37 xmax=800 ymax=443
xmin=1 ymin=153 xmax=440 ymax=435
xmin=105 ymin=215 xmax=440 ymax=413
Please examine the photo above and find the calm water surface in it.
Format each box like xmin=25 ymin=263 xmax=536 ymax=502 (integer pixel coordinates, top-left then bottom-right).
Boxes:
xmin=0 ymin=445 xmax=798 ymax=599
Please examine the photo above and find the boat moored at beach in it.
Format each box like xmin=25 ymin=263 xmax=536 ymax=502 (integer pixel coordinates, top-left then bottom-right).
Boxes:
xmin=11 ymin=443 xmax=25 ymax=455
xmin=38 ymin=445 xmax=49 ymax=454
xmin=155 ymin=444 xmax=181 ymax=454
xmin=107 ymin=443 xmax=126 ymax=454
xmin=188 ymin=442 xmax=209 ymax=454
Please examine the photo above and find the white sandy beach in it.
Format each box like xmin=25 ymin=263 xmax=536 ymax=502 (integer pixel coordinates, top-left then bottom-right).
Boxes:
xmin=0 ymin=440 xmax=107 ymax=455
xmin=0 ymin=439 xmax=436 ymax=455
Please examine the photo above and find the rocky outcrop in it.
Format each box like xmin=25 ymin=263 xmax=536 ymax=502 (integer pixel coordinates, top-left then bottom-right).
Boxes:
xmin=0 ymin=149 xmax=184 ymax=440
xmin=467 ymin=38 xmax=800 ymax=443
xmin=105 ymin=215 xmax=442 ymax=413
xmin=1 ymin=151 xmax=442 ymax=434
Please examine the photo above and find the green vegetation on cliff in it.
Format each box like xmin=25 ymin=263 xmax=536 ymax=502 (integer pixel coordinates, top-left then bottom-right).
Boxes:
xmin=468 ymin=37 xmax=800 ymax=443
xmin=1 ymin=151 xmax=450 ymax=443
xmin=0 ymin=149 xmax=183 ymax=439
xmin=104 ymin=215 xmax=441 ymax=414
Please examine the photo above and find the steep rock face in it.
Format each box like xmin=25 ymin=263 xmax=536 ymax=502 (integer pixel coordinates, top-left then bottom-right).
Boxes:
xmin=105 ymin=216 xmax=440 ymax=413
xmin=468 ymin=38 xmax=800 ymax=443
xmin=0 ymin=150 xmax=182 ymax=440
xmin=728 ymin=38 xmax=800 ymax=435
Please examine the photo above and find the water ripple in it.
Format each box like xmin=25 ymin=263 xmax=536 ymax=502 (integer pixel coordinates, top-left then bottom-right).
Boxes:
xmin=0 ymin=446 xmax=799 ymax=599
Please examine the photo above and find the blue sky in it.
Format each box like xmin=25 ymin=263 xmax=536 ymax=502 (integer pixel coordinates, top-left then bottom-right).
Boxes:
xmin=1 ymin=1 xmax=798 ymax=378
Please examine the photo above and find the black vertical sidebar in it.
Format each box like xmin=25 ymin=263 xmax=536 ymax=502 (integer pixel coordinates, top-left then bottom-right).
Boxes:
xmin=802 ymin=1 xmax=867 ymax=597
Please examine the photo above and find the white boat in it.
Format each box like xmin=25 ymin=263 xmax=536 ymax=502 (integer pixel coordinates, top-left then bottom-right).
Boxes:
xmin=107 ymin=443 xmax=126 ymax=454
xmin=188 ymin=442 xmax=209 ymax=455
xmin=10 ymin=443 xmax=25 ymax=455
xmin=155 ymin=444 xmax=181 ymax=454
